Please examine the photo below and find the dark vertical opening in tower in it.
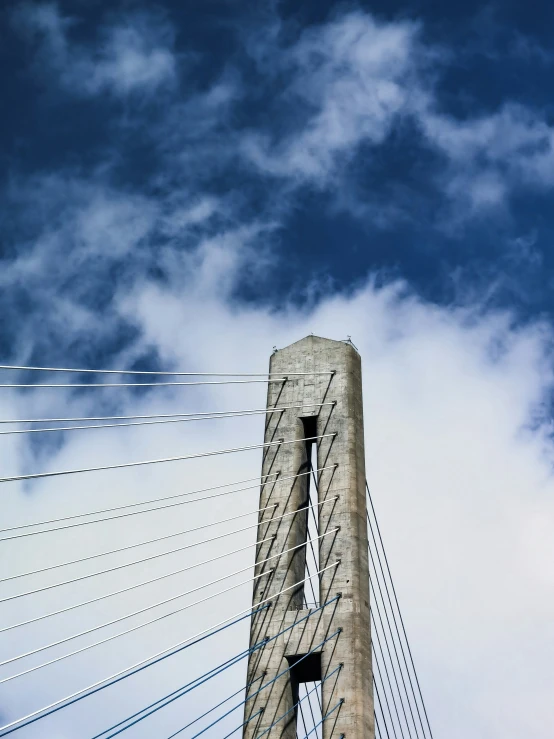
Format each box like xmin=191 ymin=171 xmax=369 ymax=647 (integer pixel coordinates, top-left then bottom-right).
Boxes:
xmin=301 ymin=416 xmax=320 ymax=609
xmin=296 ymin=416 xmax=323 ymax=738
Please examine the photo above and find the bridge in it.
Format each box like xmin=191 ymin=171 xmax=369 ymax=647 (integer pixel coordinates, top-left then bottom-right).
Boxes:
xmin=0 ymin=335 xmax=434 ymax=739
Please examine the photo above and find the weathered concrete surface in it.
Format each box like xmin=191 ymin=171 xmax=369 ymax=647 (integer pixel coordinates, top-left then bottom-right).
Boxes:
xmin=243 ymin=336 xmax=374 ymax=739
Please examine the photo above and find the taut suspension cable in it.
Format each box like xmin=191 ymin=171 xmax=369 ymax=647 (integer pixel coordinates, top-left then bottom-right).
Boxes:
xmin=0 ymin=499 xmax=338 ymax=603
xmin=0 ymin=403 xmax=334 ymax=434
xmin=0 ymin=568 xmax=274 ymax=685
xmin=96 ymin=597 xmax=342 ymax=739
xmin=1 ymin=499 xmax=339 ymax=633
xmin=0 ymin=379 xmax=288 ymax=388
xmin=254 ymin=666 xmax=342 ymax=739
xmin=297 ymin=699 xmax=345 ymax=739
xmin=1 ymin=529 xmax=338 ymax=675
xmin=367 ymin=482 xmax=434 ymax=739
xmin=0 ymin=363 xmax=334 ymax=376
xmin=0 ymin=433 xmax=335 ymax=483
xmin=0 ymin=465 xmax=337 ymax=541
xmin=0 ymin=563 xmax=340 ymax=735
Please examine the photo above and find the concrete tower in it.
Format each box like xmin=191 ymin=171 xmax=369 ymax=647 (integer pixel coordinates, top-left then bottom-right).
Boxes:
xmin=242 ymin=336 xmax=373 ymax=739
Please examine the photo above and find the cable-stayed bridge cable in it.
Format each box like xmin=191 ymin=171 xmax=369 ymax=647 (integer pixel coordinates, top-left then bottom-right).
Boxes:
xmin=164 ymin=675 xmax=264 ymax=739
xmin=100 ymin=608 xmax=342 ymax=739
xmin=0 ymin=433 xmax=336 ymax=483
xmin=297 ymin=699 xmax=344 ymax=739
xmin=221 ymin=709 xmax=264 ymax=739
xmin=298 ymin=702 xmax=309 ymax=739
xmin=100 ymin=599 xmax=340 ymax=739
xmin=0 ymin=564 xmax=339 ymax=736
xmin=99 ymin=673 xmax=266 ymax=739
xmin=374 ymin=681 xmax=390 ymax=739
xmin=2 ymin=516 xmax=278 ymax=583
xmin=367 ymin=513 xmax=425 ymax=739
xmin=0 ymin=403 xmax=335 ymax=435
xmin=0 ymin=363 xmax=333 ymax=376
xmin=254 ymin=666 xmax=342 ymax=739
xmin=0 ymin=534 xmax=275 ymax=670
xmin=0 ymin=469 xmax=278 ymax=534
xmin=372 ymin=610 xmax=407 ymax=739
xmin=1 ymin=499 xmax=338 ymax=632
xmin=1 ymin=546 xmax=339 ymax=687
xmin=185 ymin=629 xmax=341 ymax=739
xmin=0 ymin=568 xmax=274 ymax=685
xmin=0 ymin=499 xmax=337 ymax=602
xmin=1 ymin=529 xmax=338 ymax=674
xmin=0 ymin=538 xmax=261 ymax=633
xmin=0 ymin=379 xmax=289 ymax=388
xmin=100 ymin=648 xmax=261 ymax=739
xmin=370 ymin=590 xmax=410 ymax=739
xmin=367 ymin=482 xmax=434 ymax=739
xmin=0 ymin=499 xmax=275 ymax=601
xmin=0 ymin=605 xmax=267 ymax=735
xmin=371 ymin=639 xmax=397 ymax=739
xmin=375 ymin=712 xmax=383 ymax=739
xmin=0 ymin=402 xmax=333 ymax=425
xmin=368 ymin=546 xmax=419 ymax=738
xmin=91 ymin=649 xmax=262 ymax=739
xmin=0 ymin=465 xmax=337 ymax=542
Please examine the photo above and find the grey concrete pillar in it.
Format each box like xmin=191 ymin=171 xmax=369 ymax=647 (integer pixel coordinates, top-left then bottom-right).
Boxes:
xmin=243 ymin=336 xmax=374 ymax=739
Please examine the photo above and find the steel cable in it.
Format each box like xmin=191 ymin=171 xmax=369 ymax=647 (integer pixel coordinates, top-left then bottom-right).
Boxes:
xmin=254 ymin=666 xmax=342 ymax=739
xmin=371 ymin=601 xmax=408 ymax=739
xmin=0 ymin=465 xmax=336 ymax=542
xmin=0 ymin=563 xmax=340 ymax=736
xmin=304 ymin=685 xmax=320 ymax=736
xmin=0 ymin=569 xmax=274 ymax=685
xmin=0 ymin=433 xmax=335 ymax=484
xmin=367 ymin=482 xmax=434 ymax=739
xmin=0 ymin=403 xmax=334 ymax=435
xmin=0 ymin=499 xmax=337 ymax=603
xmin=0 ymin=379 xmax=288 ymax=388
xmin=0 ymin=534 xmax=274 ymax=670
xmin=373 ymin=651 xmax=394 ymax=739
xmin=297 ymin=699 xmax=344 ymax=739
xmin=0 ymin=470 xmax=280 ymax=534
xmin=0 ymin=499 xmax=338 ymax=632
xmin=375 ymin=712 xmax=383 ymax=739
xmin=305 ymin=463 xmax=324 ymax=714
xmin=0 ymin=364 xmax=333 ymax=376
xmin=298 ymin=702 xmax=310 ymax=738
xmin=368 ymin=551 xmax=418 ymax=738
xmin=0 ymin=402 xmax=333 ymax=425
xmin=98 ymin=596 xmax=341 ymax=739
xmin=1 ymin=529 xmax=338 ymax=673
xmin=220 ymin=709 xmax=264 ymax=739
xmin=0 ymin=500 xmax=276 ymax=602
xmin=188 ymin=630 xmax=340 ymax=739
xmin=106 ymin=674 xmax=264 ymax=739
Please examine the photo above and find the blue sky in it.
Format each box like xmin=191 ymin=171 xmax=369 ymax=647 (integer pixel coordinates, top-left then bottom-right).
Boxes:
xmin=3 ymin=0 xmax=554 ymax=367
xmin=1 ymin=3 xmax=554 ymax=738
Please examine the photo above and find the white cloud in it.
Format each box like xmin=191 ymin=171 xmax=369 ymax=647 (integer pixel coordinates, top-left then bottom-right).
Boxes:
xmin=82 ymin=23 xmax=176 ymax=96
xmin=242 ymin=10 xmax=554 ymax=218
xmin=13 ymin=2 xmax=176 ymax=97
xmin=2 ymin=209 xmax=554 ymax=736
xmin=421 ymin=103 xmax=554 ymax=216
xmin=3 ymin=6 xmax=554 ymax=737
xmin=242 ymin=12 xmax=424 ymax=182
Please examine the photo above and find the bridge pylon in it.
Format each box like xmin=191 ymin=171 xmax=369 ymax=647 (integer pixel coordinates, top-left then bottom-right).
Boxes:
xmin=242 ymin=335 xmax=374 ymax=739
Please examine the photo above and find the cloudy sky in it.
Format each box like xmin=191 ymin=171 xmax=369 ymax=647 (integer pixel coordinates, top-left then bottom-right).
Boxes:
xmin=1 ymin=1 xmax=554 ymax=737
